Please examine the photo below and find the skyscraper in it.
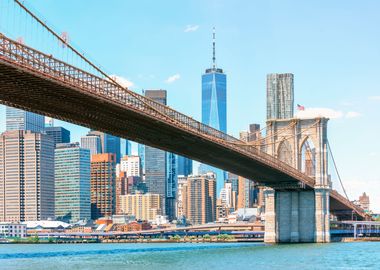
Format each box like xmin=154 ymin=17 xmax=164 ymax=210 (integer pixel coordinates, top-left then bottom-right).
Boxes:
xmin=266 ymin=73 xmax=294 ymax=120
xmin=81 ymin=130 xmax=121 ymax=163
xmin=55 ymin=143 xmax=91 ymax=223
xmin=0 ymin=130 xmax=55 ymax=222
xmin=201 ymin=28 xmax=227 ymax=188
xmin=184 ymin=173 xmax=216 ymax=225
xmin=81 ymin=134 xmax=102 ymax=155
xmin=177 ymin=156 xmax=193 ymax=177
xmin=90 ymin=153 xmax=116 ymax=219
xmin=6 ymin=107 xmax=45 ymax=132
xmin=45 ymin=126 xmax=70 ymax=146
xmin=143 ymin=90 xmax=177 ymax=220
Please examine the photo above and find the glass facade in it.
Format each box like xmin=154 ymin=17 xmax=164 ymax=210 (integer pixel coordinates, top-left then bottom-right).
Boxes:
xmin=45 ymin=126 xmax=70 ymax=147
xmin=201 ymin=68 xmax=227 ymax=189
xmin=202 ymin=70 xmax=227 ymax=133
xmin=6 ymin=106 xmax=45 ymax=132
xmin=177 ymin=156 xmax=193 ymax=177
xmin=55 ymin=143 xmax=91 ymax=223
xmin=143 ymin=90 xmax=178 ymax=220
xmin=266 ymin=73 xmax=294 ymax=120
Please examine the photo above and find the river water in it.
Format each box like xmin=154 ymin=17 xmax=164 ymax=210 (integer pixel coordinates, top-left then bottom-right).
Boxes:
xmin=1 ymin=242 xmax=379 ymax=270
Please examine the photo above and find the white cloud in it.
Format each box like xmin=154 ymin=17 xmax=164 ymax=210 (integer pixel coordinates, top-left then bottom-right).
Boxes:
xmin=184 ymin=24 xmax=199 ymax=32
xmin=109 ymin=75 xmax=134 ymax=88
xmin=345 ymin=111 xmax=362 ymax=118
xmin=295 ymin=108 xmax=344 ymax=119
xmin=369 ymin=96 xmax=380 ymax=101
xmin=165 ymin=74 xmax=180 ymax=84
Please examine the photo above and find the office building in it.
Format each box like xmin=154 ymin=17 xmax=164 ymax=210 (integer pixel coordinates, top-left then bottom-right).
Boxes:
xmin=176 ymin=175 xmax=188 ymax=218
xmin=5 ymin=107 xmax=45 ymax=132
xmin=266 ymin=73 xmax=294 ymax=120
xmin=185 ymin=173 xmax=216 ymax=225
xmin=90 ymin=153 xmax=116 ymax=219
xmin=0 ymin=130 xmax=54 ymax=222
xmin=45 ymin=126 xmax=70 ymax=146
xmin=120 ymin=192 xmax=162 ymax=221
xmin=55 ymin=143 xmax=91 ymax=223
xmin=200 ymin=28 xmax=227 ymax=187
xmin=116 ymin=171 xmax=128 ymax=214
xmin=237 ymin=176 xmax=255 ymax=209
xmin=120 ymin=155 xmax=141 ymax=177
xmin=81 ymin=134 xmax=102 ymax=155
xmin=144 ymin=90 xmax=177 ymax=220
xmin=83 ymin=131 xmax=121 ymax=163
xmin=177 ymin=156 xmax=193 ymax=177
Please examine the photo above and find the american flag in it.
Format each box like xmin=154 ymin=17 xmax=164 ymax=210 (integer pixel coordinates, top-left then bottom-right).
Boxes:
xmin=297 ymin=104 xmax=305 ymax=111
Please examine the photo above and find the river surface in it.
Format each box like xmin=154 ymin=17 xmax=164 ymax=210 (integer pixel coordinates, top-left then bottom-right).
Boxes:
xmin=0 ymin=242 xmax=379 ymax=270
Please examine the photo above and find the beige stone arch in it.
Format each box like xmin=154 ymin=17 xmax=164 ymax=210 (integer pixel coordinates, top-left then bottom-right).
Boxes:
xmin=299 ymin=136 xmax=316 ymax=178
xmin=276 ymin=139 xmax=294 ymax=167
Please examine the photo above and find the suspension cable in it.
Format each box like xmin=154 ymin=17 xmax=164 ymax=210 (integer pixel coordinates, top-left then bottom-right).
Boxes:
xmin=327 ymin=140 xmax=349 ymax=200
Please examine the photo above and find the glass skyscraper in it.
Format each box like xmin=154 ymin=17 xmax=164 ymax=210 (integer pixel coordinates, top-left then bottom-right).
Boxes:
xmin=45 ymin=126 xmax=70 ymax=147
xmin=201 ymin=28 xmax=227 ymax=189
xmin=143 ymin=90 xmax=177 ymax=220
xmin=266 ymin=73 xmax=294 ymax=120
xmin=6 ymin=106 xmax=45 ymax=132
xmin=177 ymin=156 xmax=193 ymax=177
xmin=55 ymin=143 xmax=91 ymax=223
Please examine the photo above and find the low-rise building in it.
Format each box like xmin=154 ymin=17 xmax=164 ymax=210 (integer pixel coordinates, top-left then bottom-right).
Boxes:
xmin=0 ymin=222 xmax=27 ymax=238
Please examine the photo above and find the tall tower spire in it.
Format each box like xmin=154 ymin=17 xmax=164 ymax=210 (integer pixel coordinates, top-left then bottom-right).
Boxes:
xmin=212 ymin=27 xmax=216 ymax=69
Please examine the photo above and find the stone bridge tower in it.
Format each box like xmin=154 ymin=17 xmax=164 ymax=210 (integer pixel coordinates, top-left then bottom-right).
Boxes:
xmin=263 ymin=117 xmax=331 ymax=243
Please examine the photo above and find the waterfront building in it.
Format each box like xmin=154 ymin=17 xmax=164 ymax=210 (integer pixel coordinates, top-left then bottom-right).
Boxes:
xmin=0 ymin=130 xmax=54 ymax=222
xmin=55 ymin=143 xmax=91 ymax=223
xmin=0 ymin=222 xmax=27 ymax=238
xmin=200 ymin=28 xmax=227 ymax=187
xmin=5 ymin=106 xmax=45 ymax=132
xmin=177 ymin=156 xmax=193 ymax=177
xmin=144 ymin=90 xmax=177 ymax=220
xmin=266 ymin=73 xmax=294 ymax=120
xmin=185 ymin=173 xmax=216 ymax=225
xmin=120 ymin=155 xmax=141 ymax=177
xmin=81 ymin=134 xmax=102 ymax=155
xmin=45 ymin=126 xmax=70 ymax=146
xmin=119 ymin=192 xmax=162 ymax=222
xmin=90 ymin=153 xmax=116 ymax=219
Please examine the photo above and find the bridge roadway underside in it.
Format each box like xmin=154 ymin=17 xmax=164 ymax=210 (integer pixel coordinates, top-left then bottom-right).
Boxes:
xmin=0 ymin=59 xmax=307 ymax=187
xmin=0 ymin=59 xmax=363 ymax=218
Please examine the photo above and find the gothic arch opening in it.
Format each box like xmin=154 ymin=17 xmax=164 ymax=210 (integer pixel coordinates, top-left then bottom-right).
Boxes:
xmin=277 ymin=139 xmax=293 ymax=166
xmin=300 ymin=137 xmax=316 ymax=177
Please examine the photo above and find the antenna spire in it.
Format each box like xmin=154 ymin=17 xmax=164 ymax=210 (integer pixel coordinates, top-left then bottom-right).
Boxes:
xmin=212 ymin=27 xmax=216 ymax=69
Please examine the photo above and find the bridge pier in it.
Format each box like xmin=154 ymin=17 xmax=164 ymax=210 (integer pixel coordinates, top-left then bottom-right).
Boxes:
xmin=264 ymin=189 xmax=330 ymax=243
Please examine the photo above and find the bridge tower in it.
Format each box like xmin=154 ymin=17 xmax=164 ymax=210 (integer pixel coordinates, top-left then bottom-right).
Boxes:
xmin=263 ymin=117 xmax=331 ymax=243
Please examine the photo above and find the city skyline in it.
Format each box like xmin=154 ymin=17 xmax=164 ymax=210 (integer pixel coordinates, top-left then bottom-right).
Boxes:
xmin=0 ymin=0 xmax=379 ymax=211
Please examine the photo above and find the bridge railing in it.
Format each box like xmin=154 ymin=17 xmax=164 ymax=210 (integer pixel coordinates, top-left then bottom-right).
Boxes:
xmin=0 ymin=33 xmax=315 ymax=187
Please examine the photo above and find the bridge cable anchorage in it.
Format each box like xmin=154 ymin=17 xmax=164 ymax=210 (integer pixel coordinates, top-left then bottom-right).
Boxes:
xmin=327 ymin=140 xmax=349 ymax=200
xmin=11 ymin=0 xmax=185 ymax=126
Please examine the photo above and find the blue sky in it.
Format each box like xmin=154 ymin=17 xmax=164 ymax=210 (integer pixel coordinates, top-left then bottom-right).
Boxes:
xmin=0 ymin=0 xmax=379 ymax=211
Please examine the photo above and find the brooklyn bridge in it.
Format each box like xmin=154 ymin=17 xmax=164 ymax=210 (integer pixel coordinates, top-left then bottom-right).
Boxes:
xmin=0 ymin=0 xmax=369 ymax=243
